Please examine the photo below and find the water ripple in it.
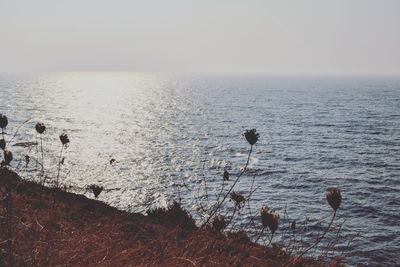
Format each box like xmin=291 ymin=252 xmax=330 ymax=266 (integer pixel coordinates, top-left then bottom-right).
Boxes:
xmin=1 ymin=73 xmax=399 ymax=266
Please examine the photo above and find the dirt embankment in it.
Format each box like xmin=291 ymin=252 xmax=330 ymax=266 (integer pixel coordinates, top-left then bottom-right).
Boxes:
xmin=0 ymin=168 xmax=323 ymax=266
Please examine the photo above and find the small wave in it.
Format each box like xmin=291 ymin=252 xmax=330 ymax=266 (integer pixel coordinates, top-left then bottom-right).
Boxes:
xmin=246 ymin=169 xmax=288 ymax=176
xmin=312 ymin=123 xmax=335 ymax=127
xmin=284 ymin=157 xmax=305 ymax=162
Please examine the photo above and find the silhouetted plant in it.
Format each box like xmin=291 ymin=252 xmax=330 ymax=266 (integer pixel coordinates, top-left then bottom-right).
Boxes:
xmin=201 ymin=129 xmax=259 ymax=228
xmin=230 ymin=191 xmax=245 ymax=207
xmin=223 ymin=169 xmax=229 ymax=181
xmin=0 ymin=114 xmax=8 ymax=157
xmin=35 ymin=122 xmax=46 ymax=134
xmin=0 ymin=117 xmax=349 ymax=265
xmin=35 ymin=122 xmax=46 ymax=180
xmin=25 ymin=155 xmax=30 ymax=168
xmin=296 ymin=188 xmax=342 ymax=261
xmin=88 ymin=184 xmax=104 ymax=198
xmin=0 ymin=114 xmax=8 ymax=129
xmin=244 ymin=129 xmax=259 ymax=146
xmin=59 ymin=133 xmax=70 ymax=146
xmin=326 ymin=188 xmax=342 ymax=211
xmin=3 ymin=150 xmax=13 ymax=165
xmin=147 ymin=201 xmax=196 ymax=229
xmin=212 ymin=169 xmax=229 ymax=210
xmin=0 ymin=138 xmax=5 ymax=150
xmin=242 ymin=175 xmax=259 ymax=230
xmin=226 ymin=191 xmax=246 ymax=228
xmin=256 ymin=206 xmax=279 ymax=244
xmin=56 ymin=133 xmax=70 ymax=187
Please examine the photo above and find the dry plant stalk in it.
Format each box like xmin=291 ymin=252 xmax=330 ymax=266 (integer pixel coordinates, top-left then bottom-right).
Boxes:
xmin=201 ymin=129 xmax=259 ymax=228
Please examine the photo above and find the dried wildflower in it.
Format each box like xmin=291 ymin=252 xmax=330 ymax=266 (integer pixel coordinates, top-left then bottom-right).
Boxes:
xmin=59 ymin=133 xmax=70 ymax=146
xmin=260 ymin=207 xmax=271 ymax=227
xmin=230 ymin=191 xmax=245 ymax=206
xmin=0 ymin=139 xmax=5 ymax=150
xmin=244 ymin=129 xmax=259 ymax=146
xmin=25 ymin=155 xmax=30 ymax=167
xmin=269 ymin=214 xmax=279 ymax=234
xmin=260 ymin=206 xmax=279 ymax=234
xmin=35 ymin=122 xmax=46 ymax=134
xmin=212 ymin=215 xmax=227 ymax=232
xmin=0 ymin=114 xmax=8 ymax=129
xmin=89 ymin=185 xmax=104 ymax=198
xmin=326 ymin=188 xmax=342 ymax=211
xmin=223 ymin=169 xmax=229 ymax=181
xmin=3 ymin=150 xmax=13 ymax=165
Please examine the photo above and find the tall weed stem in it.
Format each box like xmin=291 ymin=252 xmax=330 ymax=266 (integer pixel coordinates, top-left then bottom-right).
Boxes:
xmin=201 ymin=145 xmax=253 ymax=228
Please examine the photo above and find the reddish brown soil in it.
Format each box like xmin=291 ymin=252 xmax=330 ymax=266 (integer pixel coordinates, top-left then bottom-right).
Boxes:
xmin=0 ymin=168 xmax=322 ymax=266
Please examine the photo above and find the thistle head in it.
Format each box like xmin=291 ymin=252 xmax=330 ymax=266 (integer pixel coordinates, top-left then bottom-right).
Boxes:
xmin=0 ymin=114 xmax=8 ymax=129
xmin=326 ymin=188 xmax=342 ymax=211
xmin=59 ymin=133 xmax=70 ymax=146
xmin=3 ymin=150 xmax=13 ymax=165
xmin=212 ymin=215 xmax=227 ymax=232
xmin=35 ymin=122 xmax=46 ymax=134
xmin=88 ymin=184 xmax=104 ymax=198
xmin=0 ymin=139 xmax=5 ymax=150
xmin=244 ymin=129 xmax=259 ymax=146
xmin=230 ymin=191 xmax=245 ymax=207
xmin=260 ymin=206 xmax=279 ymax=234
xmin=223 ymin=169 xmax=229 ymax=181
xmin=260 ymin=206 xmax=270 ymax=227
xmin=269 ymin=212 xmax=279 ymax=234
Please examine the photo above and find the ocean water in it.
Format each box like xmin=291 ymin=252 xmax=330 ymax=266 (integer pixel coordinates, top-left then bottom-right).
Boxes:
xmin=0 ymin=73 xmax=399 ymax=266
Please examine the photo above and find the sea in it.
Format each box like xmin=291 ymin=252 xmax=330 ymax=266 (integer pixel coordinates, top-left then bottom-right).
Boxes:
xmin=0 ymin=73 xmax=399 ymax=266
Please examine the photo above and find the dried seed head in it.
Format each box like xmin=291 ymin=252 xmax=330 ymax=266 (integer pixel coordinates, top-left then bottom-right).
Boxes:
xmin=0 ymin=114 xmax=8 ymax=129
xmin=230 ymin=191 xmax=245 ymax=206
xmin=212 ymin=215 xmax=227 ymax=232
xmin=0 ymin=139 xmax=5 ymax=150
xmin=260 ymin=206 xmax=279 ymax=234
xmin=3 ymin=150 xmax=13 ymax=165
xmin=35 ymin=122 xmax=46 ymax=134
xmin=223 ymin=170 xmax=229 ymax=181
xmin=89 ymin=185 xmax=104 ymax=198
xmin=59 ymin=133 xmax=70 ymax=146
xmin=269 ymin=212 xmax=279 ymax=234
xmin=244 ymin=129 xmax=259 ymax=146
xmin=25 ymin=155 xmax=30 ymax=166
xmin=326 ymin=188 xmax=342 ymax=211
xmin=260 ymin=206 xmax=272 ymax=228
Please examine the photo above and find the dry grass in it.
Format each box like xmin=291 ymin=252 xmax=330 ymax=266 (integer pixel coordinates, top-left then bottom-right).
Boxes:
xmin=0 ymin=169 xmax=323 ymax=267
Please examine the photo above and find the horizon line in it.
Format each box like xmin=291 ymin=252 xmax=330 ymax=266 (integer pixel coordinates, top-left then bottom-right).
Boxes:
xmin=1 ymin=70 xmax=400 ymax=78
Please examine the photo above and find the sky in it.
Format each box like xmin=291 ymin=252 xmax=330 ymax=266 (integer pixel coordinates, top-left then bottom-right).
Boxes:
xmin=1 ymin=0 xmax=400 ymax=75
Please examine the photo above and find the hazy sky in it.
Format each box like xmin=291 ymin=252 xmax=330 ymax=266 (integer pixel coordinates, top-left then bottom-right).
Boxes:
xmin=1 ymin=0 xmax=400 ymax=74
